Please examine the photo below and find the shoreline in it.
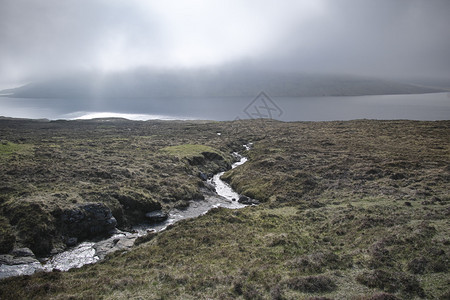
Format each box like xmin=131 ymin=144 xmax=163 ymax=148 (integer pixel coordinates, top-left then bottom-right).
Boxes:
xmin=1 ymin=92 xmax=449 ymax=122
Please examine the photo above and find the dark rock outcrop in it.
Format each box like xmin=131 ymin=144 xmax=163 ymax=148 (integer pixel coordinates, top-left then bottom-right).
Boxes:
xmin=0 ymin=247 xmax=39 ymax=266
xmin=188 ymin=151 xmax=224 ymax=166
xmin=112 ymin=191 xmax=161 ymax=223
xmin=238 ymin=196 xmax=260 ymax=205
xmin=61 ymin=203 xmax=117 ymax=242
xmin=0 ymin=254 xmax=40 ymax=265
xmin=65 ymin=237 xmax=78 ymax=247
xmin=10 ymin=247 xmax=35 ymax=258
xmin=201 ymin=151 xmax=224 ymax=161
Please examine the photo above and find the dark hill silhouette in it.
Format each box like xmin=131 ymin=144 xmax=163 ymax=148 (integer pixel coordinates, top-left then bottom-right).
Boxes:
xmin=2 ymin=68 xmax=443 ymax=99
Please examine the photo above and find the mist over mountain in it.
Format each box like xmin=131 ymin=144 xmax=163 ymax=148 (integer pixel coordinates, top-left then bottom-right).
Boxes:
xmin=3 ymin=68 xmax=442 ymax=99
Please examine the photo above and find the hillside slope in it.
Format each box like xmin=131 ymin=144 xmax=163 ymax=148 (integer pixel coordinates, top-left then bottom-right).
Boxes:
xmin=2 ymin=70 xmax=443 ymax=99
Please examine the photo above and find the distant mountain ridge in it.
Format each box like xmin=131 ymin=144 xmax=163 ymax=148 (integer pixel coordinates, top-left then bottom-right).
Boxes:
xmin=2 ymin=69 xmax=443 ymax=98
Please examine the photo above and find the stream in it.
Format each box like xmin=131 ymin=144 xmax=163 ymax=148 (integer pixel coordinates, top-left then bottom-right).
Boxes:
xmin=0 ymin=152 xmax=249 ymax=279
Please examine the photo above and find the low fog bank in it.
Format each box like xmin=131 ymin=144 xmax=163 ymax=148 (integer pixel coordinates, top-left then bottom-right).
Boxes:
xmin=2 ymin=67 xmax=444 ymax=99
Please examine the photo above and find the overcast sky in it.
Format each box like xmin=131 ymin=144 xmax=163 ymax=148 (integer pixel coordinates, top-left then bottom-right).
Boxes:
xmin=1 ymin=0 xmax=449 ymax=89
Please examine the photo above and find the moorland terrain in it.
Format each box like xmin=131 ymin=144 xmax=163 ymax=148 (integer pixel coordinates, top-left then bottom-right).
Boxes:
xmin=0 ymin=117 xmax=448 ymax=299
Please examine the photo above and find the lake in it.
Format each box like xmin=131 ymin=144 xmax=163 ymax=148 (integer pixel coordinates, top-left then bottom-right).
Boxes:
xmin=0 ymin=92 xmax=449 ymax=121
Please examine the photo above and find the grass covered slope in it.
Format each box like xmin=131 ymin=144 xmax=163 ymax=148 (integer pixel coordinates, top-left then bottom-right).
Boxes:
xmin=0 ymin=119 xmax=238 ymax=254
xmin=0 ymin=119 xmax=449 ymax=299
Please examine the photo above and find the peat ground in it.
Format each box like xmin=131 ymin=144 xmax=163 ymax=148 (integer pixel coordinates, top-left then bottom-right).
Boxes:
xmin=0 ymin=118 xmax=449 ymax=299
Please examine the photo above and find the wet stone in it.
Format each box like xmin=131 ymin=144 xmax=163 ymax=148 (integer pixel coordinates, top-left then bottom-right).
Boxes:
xmin=65 ymin=237 xmax=78 ymax=247
xmin=11 ymin=247 xmax=35 ymax=258
xmin=238 ymin=196 xmax=260 ymax=205
xmin=145 ymin=210 xmax=169 ymax=223
xmin=199 ymin=172 xmax=208 ymax=181
xmin=0 ymin=254 xmax=39 ymax=265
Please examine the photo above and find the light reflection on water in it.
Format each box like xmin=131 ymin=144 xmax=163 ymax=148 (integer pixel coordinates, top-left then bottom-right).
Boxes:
xmin=0 ymin=93 xmax=449 ymax=121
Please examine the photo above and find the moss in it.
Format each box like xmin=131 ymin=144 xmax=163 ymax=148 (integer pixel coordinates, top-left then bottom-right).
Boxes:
xmin=4 ymin=199 xmax=56 ymax=255
xmin=288 ymin=251 xmax=349 ymax=274
xmin=0 ymin=215 xmax=15 ymax=253
xmin=356 ymin=269 xmax=425 ymax=297
xmin=0 ymin=141 xmax=21 ymax=156
xmin=369 ymin=293 xmax=401 ymax=300
xmin=285 ymin=275 xmax=337 ymax=293
xmin=0 ymin=141 xmax=32 ymax=159
xmin=160 ymin=143 xmax=232 ymax=175
xmin=160 ymin=144 xmax=223 ymax=159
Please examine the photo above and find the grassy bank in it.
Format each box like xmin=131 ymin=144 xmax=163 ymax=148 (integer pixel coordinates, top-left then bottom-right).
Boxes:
xmin=0 ymin=118 xmax=239 ymax=254
xmin=0 ymin=118 xmax=448 ymax=299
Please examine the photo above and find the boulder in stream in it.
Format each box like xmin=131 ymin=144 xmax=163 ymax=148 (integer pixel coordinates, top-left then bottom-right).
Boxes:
xmin=0 ymin=247 xmax=39 ymax=265
xmin=0 ymin=254 xmax=40 ymax=265
xmin=199 ymin=172 xmax=208 ymax=181
xmin=238 ymin=196 xmax=260 ymax=205
xmin=65 ymin=237 xmax=78 ymax=247
xmin=145 ymin=210 xmax=169 ymax=223
xmin=10 ymin=247 xmax=35 ymax=258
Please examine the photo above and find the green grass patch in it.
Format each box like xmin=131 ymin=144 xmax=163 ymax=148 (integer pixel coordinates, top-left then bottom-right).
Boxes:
xmin=0 ymin=141 xmax=31 ymax=158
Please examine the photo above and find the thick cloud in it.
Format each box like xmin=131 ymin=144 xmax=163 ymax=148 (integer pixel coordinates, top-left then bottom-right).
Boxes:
xmin=0 ymin=0 xmax=449 ymax=88
xmin=265 ymin=0 xmax=450 ymax=77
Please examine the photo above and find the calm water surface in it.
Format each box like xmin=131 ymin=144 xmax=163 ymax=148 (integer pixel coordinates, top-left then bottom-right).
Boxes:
xmin=0 ymin=93 xmax=449 ymax=121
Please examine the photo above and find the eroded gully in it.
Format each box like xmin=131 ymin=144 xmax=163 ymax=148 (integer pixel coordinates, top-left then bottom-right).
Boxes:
xmin=0 ymin=151 xmax=249 ymax=279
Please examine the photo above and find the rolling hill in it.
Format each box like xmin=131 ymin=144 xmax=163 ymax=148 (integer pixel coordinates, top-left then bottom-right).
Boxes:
xmin=2 ymin=69 xmax=443 ymax=99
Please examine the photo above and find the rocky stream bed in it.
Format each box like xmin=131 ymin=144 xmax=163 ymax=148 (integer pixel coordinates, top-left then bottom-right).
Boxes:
xmin=0 ymin=152 xmax=254 ymax=279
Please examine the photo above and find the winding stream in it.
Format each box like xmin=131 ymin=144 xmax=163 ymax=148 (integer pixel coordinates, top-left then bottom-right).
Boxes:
xmin=0 ymin=151 xmax=249 ymax=279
